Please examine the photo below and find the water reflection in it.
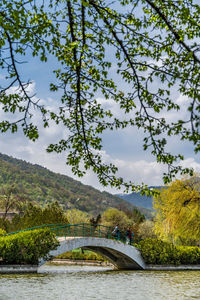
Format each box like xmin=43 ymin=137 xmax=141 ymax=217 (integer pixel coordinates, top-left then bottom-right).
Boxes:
xmin=1 ymin=265 xmax=200 ymax=300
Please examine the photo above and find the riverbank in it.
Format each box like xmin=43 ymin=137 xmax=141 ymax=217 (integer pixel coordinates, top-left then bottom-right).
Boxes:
xmin=0 ymin=259 xmax=113 ymax=273
xmin=2 ymin=261 xmax=200 ymax=273
xmin=0 ymin=264 xmax=38 ymax=273
xmin=146 ymin=264 xmax=200 ymax=271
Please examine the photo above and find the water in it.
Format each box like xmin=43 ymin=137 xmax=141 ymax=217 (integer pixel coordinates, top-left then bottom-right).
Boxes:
xmin=0 ymin=265 xmax=200 ymax=300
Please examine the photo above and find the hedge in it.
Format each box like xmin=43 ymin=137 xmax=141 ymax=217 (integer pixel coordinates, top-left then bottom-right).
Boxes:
xmin=0 ymin=229 xmax=59 ymax=265
xmin=137 ymin=238 xmax=200 ymax=265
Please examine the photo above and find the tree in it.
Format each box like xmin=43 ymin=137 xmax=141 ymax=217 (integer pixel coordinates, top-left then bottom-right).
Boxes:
xmin=0 ymin=185 xmax=25 ymax=220
xmin=116 ymin=205 xmax=145 ymax=224
xmin=102 ymin=207 xmax=135 ymax=231
xmin=11 ymin=202 xmax=68 ymax=230
xmin=66 ymin=208 xmax=89 ymax=224
xmin=138 ymin=220 xmax=156 ymax=239
xmin=90 ymin=213 xmax=101 ymax=227
xmin=1 ymin=1 xmax=200 ymax=192
xmin=153 ymin=175 xmax=200 ymax=244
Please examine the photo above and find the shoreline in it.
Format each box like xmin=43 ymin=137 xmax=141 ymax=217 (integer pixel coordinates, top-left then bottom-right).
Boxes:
xmin=146 ymin=264 xmax=200 ymax=271
xmin=1 ymin=261 xmax=200 ymax=273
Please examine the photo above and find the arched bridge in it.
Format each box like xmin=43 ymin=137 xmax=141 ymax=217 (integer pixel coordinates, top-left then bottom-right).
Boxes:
xmin=8 ymin=223 xmax=146 ymax=270
xmin=43 ymin=236 xmax=145 ymax=270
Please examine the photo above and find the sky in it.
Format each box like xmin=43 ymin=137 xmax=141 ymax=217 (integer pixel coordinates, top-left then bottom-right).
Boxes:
xmin=1 ymin=3 xmax=200 ymax=194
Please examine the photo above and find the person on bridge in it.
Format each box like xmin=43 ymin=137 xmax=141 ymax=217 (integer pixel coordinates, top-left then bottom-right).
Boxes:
xmin=112 ymin=224 xmax=120 ymax=240
xmin=126 ymin=228 xmax=133 ymax=245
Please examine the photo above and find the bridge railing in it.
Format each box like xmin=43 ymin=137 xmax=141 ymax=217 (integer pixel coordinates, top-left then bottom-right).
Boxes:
xmin=4 ymin=223 xmax=135 ymax=244
xmin=4 ymin=223 xmax=114 ymax=239
xmin=50 ymin=223 xmax=114 ymax=239
xmin=4 ymin=223 xmax=66 ymax=236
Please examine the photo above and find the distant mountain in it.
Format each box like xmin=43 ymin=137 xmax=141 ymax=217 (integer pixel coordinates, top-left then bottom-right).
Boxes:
xmin=0 ymin=153 xmax=139 ymax=215
xmin=116 ymin=186 xmax=162 ymax=210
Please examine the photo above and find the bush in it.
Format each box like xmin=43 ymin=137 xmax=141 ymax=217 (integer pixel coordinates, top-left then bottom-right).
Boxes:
xmin=177 ymin=246 xmax=200 ymax=264
xmin=137 ymin=238 xmax=200 ymax=265
xmin=0 ymin=229 xmax=59 ymax=264
xmin=137 ymin=238 xmax=179 ymax=264
xmin=0 ymin=228 xmax=6 ymax=236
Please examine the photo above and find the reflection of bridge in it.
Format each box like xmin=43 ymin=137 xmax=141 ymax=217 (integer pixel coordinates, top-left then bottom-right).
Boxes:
xmin=9 ymin=223 xmax=146 ymax=270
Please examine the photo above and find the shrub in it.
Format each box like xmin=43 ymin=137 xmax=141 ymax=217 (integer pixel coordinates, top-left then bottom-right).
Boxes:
xmin=0 ymin=229 xmax=59 ymax=264
xmin=177 ymin=246 xmax=200 ymax=264
xmin=137 ymin=238 xmax=180 ymax=265
xmin=137 ymin=238 xmax=200 ymax=265
xmin=0 ymin=228 xmax=6 ymax=236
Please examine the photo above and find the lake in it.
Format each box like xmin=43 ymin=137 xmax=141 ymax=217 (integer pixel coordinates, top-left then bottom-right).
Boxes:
xmin=0 ymin=265 xmax=200 ymax=300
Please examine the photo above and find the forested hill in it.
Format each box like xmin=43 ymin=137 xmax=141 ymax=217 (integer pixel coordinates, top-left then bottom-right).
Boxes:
xmin=0 ymin=153 xmax=135 ymax=214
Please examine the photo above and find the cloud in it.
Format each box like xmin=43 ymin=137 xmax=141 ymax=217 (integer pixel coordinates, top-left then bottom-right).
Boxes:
xmin=6 ymin=81 xmax=36 ymax=96
xmin=180 ymin=158 xmax=200 ymax=173
xmin=96 ymin=150 xmax=167 ymax=188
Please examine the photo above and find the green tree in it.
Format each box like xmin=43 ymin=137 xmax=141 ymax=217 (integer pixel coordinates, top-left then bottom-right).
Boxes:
xmin=41 ymin=202 xmax=68 ymax=225
xmin=102 ymin=208 xmax=135 ymax=231
xmin=11 ymin=202 xmax=68 ymax=231
xmin=66 ymin=209 xmax=89 ymax=224
xmin=0 ymin=1 xmax=200 ymax=191
xmin=116 ymin=205 xmax=145 ymax=224
xmin=153 ymin=175 xmax=200 ymax=244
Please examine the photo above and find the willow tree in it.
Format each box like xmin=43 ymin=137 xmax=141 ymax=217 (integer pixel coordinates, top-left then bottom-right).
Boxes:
xmin=153 ymin=175 xmax=200 ymax=244
xmin=0 ymin=0 xmax=200 ymax=192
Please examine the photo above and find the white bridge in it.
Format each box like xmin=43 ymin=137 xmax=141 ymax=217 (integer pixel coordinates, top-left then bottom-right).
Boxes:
xmin=39 ymin=236 xmax=146 ymax=270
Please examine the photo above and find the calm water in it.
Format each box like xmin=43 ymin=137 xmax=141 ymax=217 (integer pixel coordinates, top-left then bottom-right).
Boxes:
xmin=0 ymin=265 xmax=200 ymax=300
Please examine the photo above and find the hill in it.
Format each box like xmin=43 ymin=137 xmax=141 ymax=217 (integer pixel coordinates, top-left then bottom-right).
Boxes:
xmin=0 ymin=153 xmax=139 ymax=215
xmin=116 ymin=186 xmax=162 ymax=210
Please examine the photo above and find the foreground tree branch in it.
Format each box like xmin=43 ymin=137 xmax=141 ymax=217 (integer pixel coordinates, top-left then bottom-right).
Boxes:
xmin=1 ymin=0 xmax=200 ymax=192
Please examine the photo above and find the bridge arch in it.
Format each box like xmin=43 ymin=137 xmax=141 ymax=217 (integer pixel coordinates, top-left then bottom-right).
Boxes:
xmin=39 ymin=237 xmax=146 ymax=270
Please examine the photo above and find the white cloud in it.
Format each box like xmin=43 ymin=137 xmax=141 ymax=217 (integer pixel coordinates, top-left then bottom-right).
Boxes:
xmin=180 ymin=157 xmax=200 ymax=173
xmin=6 ymin=81 xmax=36 ymax=96
xmin=96 ymin=97 xmax=127 ymax=119
xmin=100 ymin=150 xmax=166 ymax=187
